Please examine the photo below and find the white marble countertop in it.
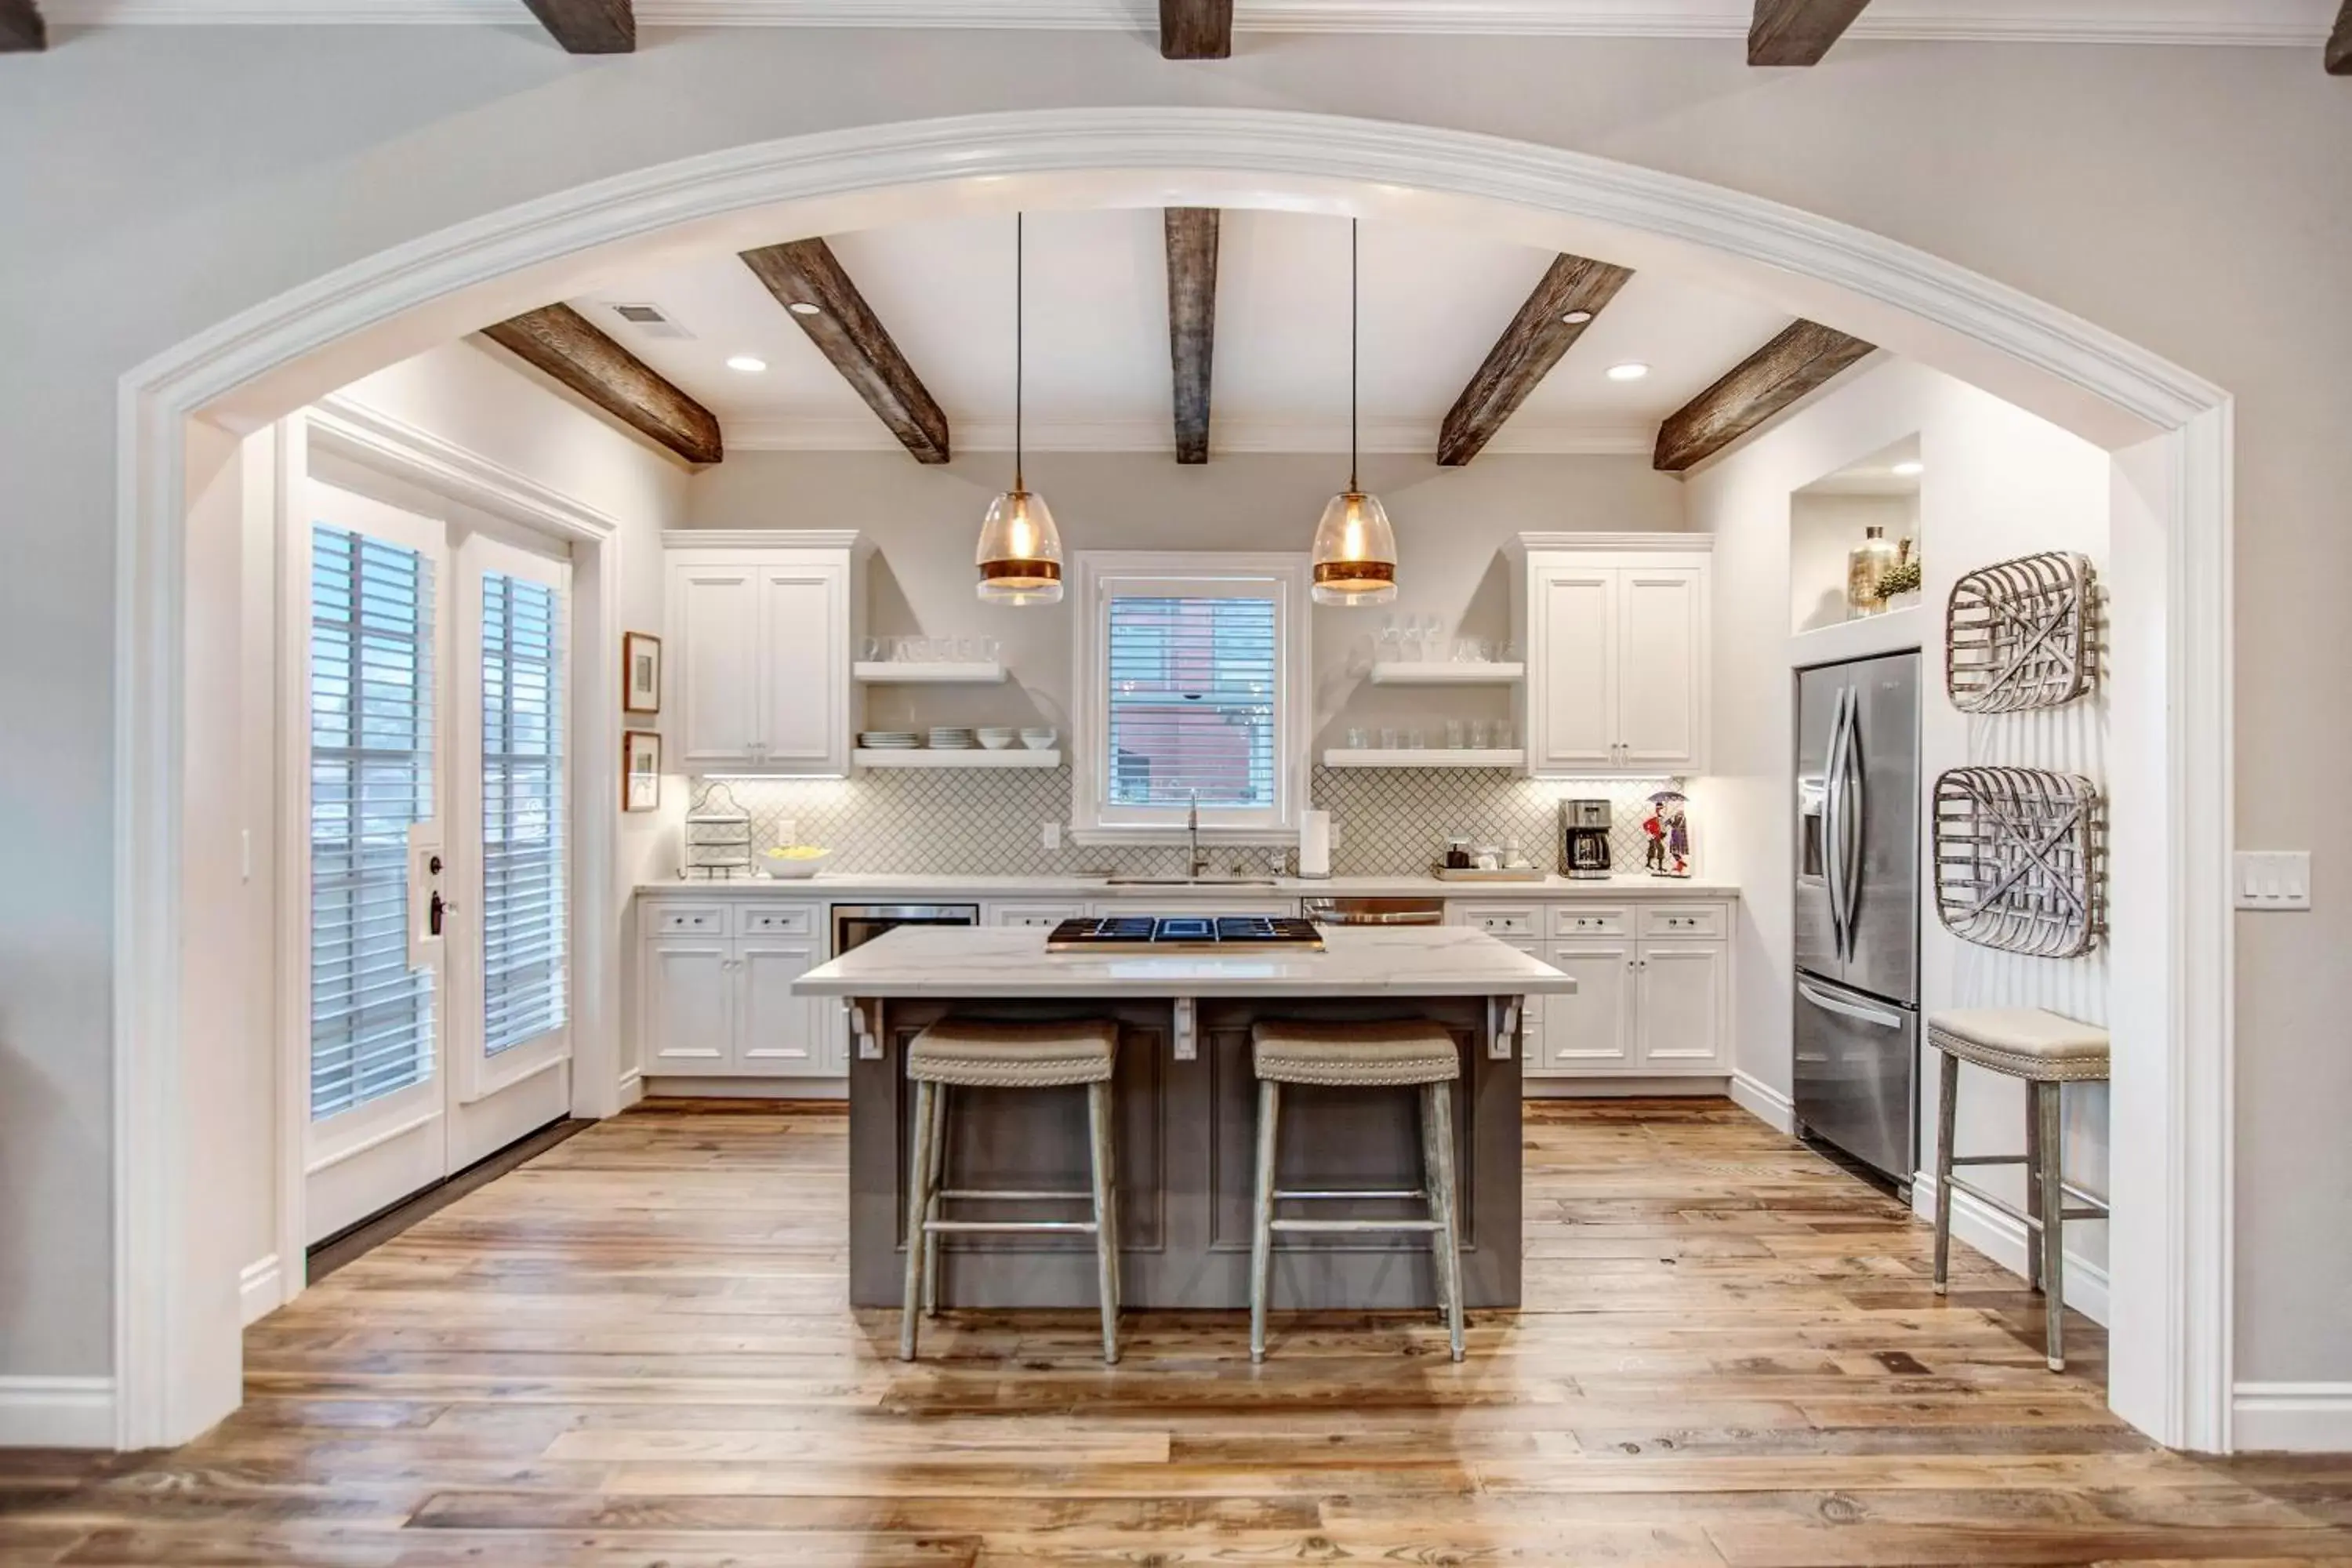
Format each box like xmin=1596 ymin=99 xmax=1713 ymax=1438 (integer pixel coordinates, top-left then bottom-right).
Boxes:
xmin=639 ymin=872 xmax=1740 ymax=901
xmin=791 ymin=924 xmax=1581 ymax=999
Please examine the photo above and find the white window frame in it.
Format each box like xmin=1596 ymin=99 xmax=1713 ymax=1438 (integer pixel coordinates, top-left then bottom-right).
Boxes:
xmin=1069 ymin=550 xmax=1311 ymax=845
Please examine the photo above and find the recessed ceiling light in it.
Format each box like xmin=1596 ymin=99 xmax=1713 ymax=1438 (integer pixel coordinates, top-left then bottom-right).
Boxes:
xmin=788 ymin=301 xmax=822 ymax=317
xmin=1561 ymin=310 xmax=1593 ymax=325
xmin=725 ymin=354 xmax=768 ymax=373
xmin=1606 ymin=362 xmax=1650 ymax=382
xmin=1892 ymin=459 xmax=1926 ymax=477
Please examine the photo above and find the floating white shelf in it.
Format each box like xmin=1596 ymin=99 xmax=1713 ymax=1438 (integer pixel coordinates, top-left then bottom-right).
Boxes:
xmin=1367 ymin=662 xmax=1524 ymax=686
xmin=854 ymin=748 xmax=1061 ymax=769
xmin=1322 ymin=748 xmax=1526 ymax=769
xmin=853 ymin=661 xmax=1006 ymax=684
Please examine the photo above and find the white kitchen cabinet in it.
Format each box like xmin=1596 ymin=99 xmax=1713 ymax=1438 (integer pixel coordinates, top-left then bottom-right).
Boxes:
xmin=1538 ymin=941 xmax=1637 ymax=1072
xmin=638 ymin=899 xmax=834 ymax=1078
xmin=987 ymin=901 xmax=1091 ymax=928
xmin=663 ymin=532 xmax=862 ymax=777
xmin=1515 ymin=535 xmax=1711 ymax=778
xmin=1634 ymin=942 xmax=1729 ymax=1073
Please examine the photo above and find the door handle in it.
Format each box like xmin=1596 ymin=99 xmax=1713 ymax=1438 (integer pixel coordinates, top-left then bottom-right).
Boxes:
xmin=1838 ymin=690 xmax=1867 ymax=946
xmin=1798 ymin=981 xmax=1903 ymax=1030
xmin=428 ymin=891 xmax=448 ymax=938
xmin=1821 ymin=687 xmax=1853 ymax=960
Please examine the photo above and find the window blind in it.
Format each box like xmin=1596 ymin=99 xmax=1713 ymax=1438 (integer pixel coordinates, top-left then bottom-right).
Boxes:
xmin=1105 ymin=595 xmax=1279 ymax=808
xmin=480 ymin=572 xmax=567 ymax=1056
xmin=310 ymin=525 xmax=436 ymax=1122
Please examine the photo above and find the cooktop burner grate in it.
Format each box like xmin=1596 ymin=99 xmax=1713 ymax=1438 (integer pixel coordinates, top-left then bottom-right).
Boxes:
xmin=1045 ymin=914 xmax=1325 ymax=951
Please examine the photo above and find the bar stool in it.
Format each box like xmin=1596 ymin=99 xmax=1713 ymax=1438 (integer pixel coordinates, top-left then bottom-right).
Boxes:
xmin=1247 ymin=1018 xmax=1465 ymax=1364
xmin=1927 ymin=1007 xmax=2112 ymax=1371
xmin=899 ymin=1018 xmax=1122 ymax=1365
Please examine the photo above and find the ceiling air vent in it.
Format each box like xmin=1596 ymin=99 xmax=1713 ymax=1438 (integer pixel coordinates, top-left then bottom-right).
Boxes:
xmin=608 ymin=302 xmax=694 ymax=340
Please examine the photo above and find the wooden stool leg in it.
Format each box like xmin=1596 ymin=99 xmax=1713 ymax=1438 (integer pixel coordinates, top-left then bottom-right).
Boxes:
xmin=923 ymin=1084 xmax=951 ymax=1318
xmin=1427 ymin=1080 xmax=1466 ymax=1363
xmin=2023 ymin=1077 xmax=2044 ymax=1294
xmin=2037 ymin=1080 xmax=2067 ymax=1371
xmin=1249 ymin=1079 xmax=1281 ymax=1365
xmin=1417 ymin=1083 xmax=1453 ymax=1330
xmin=1086 ymin=1078 xmax=1120 ymax=1366
xmin=899 ymin=1079 xmax=938 ymax=1362
xmin=1932 ymin=1048 xmax=1958 ymax=1296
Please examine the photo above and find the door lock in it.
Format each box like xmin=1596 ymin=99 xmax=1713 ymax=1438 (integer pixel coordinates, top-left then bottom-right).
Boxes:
xmin=429 ymin=891 xmax=448 ymax=937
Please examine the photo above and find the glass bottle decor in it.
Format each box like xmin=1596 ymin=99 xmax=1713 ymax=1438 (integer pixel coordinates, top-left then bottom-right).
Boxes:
xmin=1846 ymin=525 xmax=1900 ymax=618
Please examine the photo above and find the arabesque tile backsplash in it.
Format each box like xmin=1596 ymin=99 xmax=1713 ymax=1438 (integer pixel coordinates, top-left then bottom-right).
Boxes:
xmin=677 ymin=768 xmax=1681 ymax=880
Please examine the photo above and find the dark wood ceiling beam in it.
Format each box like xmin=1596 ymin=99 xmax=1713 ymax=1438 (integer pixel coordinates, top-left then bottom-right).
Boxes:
xmin=741 ymin=238 xmax=951 ymax=465
xmin=1749 ymin=0 xmax=1871 ymax=64
xmin=1653 ymin=319 xmax=1875 ymax=472
xmin=1436 ymin=253 xmax=1635 ymax=467
xmin=2328 ymin=1 xmax=2350 ymax=74
xmin=1165 ymin=209 xmax=1220 ymax=465
xmin=1160 ymin=0 xmax=1232 ymax=59
xmin=481 ymin=305 xmax=722 ymax=465
xmin=0 ymin=0 xmax=45 ymax=51
xmin=521 ymin=0 xmax=634 ymax=53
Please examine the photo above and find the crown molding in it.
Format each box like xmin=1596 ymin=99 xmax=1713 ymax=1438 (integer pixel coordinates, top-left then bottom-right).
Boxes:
xmin=42 ymin=0 xmax=2336 ymax=45
xmin=723 ymin=415 xmax=1655 ymax=456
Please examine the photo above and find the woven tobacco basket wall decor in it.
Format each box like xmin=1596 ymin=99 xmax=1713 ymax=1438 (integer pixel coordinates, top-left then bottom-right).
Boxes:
xmin=1945 ymin=551 xmax=2099 ymax=714
xmin=1932 ymin=766 xmax=2105 ymax=958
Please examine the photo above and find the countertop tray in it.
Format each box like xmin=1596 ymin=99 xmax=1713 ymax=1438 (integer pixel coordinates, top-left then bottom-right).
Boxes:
xmin=1429 ymin=864 xmax=1548 ymax=883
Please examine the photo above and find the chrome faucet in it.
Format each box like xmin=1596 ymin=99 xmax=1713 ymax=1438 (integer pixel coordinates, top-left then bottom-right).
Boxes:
xmin=1187 ymin=789 xmax=1209 ymax=880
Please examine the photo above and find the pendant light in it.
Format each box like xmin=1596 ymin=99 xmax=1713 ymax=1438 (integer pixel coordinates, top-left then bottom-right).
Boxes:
xmin=976 ymin=212 xmax=1065 ymax=605
xmin=1310 ymin=220 xmax=1398 ymax=607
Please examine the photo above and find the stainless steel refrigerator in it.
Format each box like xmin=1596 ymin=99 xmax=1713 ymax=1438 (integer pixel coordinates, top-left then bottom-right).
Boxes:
xmin=1794 ymin=651 xmax=1921 ymax=1191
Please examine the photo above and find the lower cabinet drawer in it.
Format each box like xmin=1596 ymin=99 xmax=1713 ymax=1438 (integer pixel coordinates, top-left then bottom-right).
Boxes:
xmin=1454 ymin=904 xmax=1539 ymax=937
xmin=651 ymin=905 xmax=728 ymax=936
xmin=737 ymin=904 xmax=816 ymax=937
xmin=1552 ymin=905 xmax=1632 ymax=938
xmin=1640 ymin=904 xmax=1728 ymax=939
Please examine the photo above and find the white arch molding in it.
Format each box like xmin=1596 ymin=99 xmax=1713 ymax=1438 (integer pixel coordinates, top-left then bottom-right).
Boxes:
xmin=112 ymin=107 xmax=2236 ymax=1451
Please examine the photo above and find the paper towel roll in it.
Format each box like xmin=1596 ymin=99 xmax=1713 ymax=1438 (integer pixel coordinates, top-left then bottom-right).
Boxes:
xmin=1298 ymin=809 xmax=1332 ymax=879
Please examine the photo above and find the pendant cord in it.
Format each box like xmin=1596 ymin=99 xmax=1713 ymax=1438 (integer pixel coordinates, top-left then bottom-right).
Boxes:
xmin=1348 ymin=219 xmax=1359 ymax=494
xmin=1014 ymin=212 xmax=1025 ymax=494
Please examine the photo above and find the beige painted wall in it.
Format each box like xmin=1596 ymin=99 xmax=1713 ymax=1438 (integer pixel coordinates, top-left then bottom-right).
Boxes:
xmin=1 ymin=28 xmax=2347 ymax=1392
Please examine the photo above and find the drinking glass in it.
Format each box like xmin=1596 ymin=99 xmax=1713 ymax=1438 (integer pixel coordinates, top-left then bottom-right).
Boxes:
xmin=1445 ymin=720 xmax=1466 ymax=749
xmin=1494 ymin=720 xmax=1515 ymax=749
xmin=1468 ymin=720 xmax=1490 ymax=749
xmin=1346 ymin=727 xmax=1370 ymax=749
xmin=1421 ymin=618 xmax=1447 ymax=662
xmin=980 ymin=633 xmax=1002 ymax=662
xmin=861 ymin=636 xmax=882 ymax=661
xmin=1377 ymin=614 xmax=1403 ymax=664
xmin=1405 ymin=727 xmax=1426 ymax=750
xmin=1380 ymin=728 xmax=1401 ymax=750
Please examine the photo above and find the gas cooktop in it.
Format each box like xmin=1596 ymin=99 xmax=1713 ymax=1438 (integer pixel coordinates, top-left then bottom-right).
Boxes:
xmin=1045 ymin=914 xmax=1325 ymax=953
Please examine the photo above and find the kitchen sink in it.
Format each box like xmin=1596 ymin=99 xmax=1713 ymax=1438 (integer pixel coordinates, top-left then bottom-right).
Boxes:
xmin=1102 ymin=876 xmax=1283 ymax=887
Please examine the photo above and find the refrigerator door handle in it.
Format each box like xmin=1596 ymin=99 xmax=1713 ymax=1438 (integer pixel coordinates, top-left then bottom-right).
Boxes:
xmin=1822 ymin=685 xmax=1854 ymax=961
xmin=1838 ymin=685 xmax=1866 ymax=946
xmin=1798 ymin=980 xmax=1905 ymax=1031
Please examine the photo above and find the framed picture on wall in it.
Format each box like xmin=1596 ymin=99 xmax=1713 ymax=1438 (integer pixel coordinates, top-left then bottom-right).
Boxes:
xmin=622 ymin=631 xmax=662 ymax=714
xmin=623 ymin=729 xmax=662 ymax=813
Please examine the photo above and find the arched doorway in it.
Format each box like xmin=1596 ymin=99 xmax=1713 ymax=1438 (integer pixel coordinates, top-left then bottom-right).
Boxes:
xmin=114 ymin=107 xmax=2234 ymax=1452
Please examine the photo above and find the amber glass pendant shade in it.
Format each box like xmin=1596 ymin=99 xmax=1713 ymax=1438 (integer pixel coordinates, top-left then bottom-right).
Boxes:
xmin=1310 ymin=489 xmax=1398 ymax=606
xmin=975 ymin=485 xmax=1064 ymax=605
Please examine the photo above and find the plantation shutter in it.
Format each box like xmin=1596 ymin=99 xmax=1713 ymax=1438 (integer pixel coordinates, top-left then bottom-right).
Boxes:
xmin=309 ymin=524 xmax=436 ymax=1121
xmin=479 ymin=571 xmax=568 ymax=1055
xmin=1105 ymin=595 xmax=1279 ymax=808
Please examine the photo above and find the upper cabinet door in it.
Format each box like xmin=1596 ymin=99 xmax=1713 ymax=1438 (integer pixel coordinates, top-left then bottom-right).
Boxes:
xmin=1617 ymin=566 xmax=1706 ymax=774
xmin=673 ymin=566 xmax=763 ymax=769
xmin=1530 ymin=566 xmax=1618 ymax=773
xmin=755 ymin=562 xmax=848 ymax=775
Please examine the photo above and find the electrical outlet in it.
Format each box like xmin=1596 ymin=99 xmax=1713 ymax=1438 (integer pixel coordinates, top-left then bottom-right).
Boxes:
xmin=2234 ymin=851 xmax=2311 ymax=910
xmin=1041 ymin=822 xmax=1062 ymax=851
xmin=777 ymin=818 xmax=797 ymax=848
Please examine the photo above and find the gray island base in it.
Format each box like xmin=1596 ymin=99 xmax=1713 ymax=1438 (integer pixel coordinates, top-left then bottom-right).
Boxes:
xmin=792 ymin=925 xmax=1577 ymax=1313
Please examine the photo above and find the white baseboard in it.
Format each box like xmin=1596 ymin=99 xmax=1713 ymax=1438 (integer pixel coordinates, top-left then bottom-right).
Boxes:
xmin=0 ymin=1377 xmax=117 ymax=1449
xmin=238 ymin=1253 xmax=284 ymax=1327
xmin=616 ymin=1069 xmax=644 ymax=1109
xmin=642 ymin=1076 xmax=848 ymax=1101
xmin=2232 ymin=1383 xmax=2352 ymax=1452
xmin=1729 ymin=1070 xmax=1795 ymax=1133
xmin=1909 ymin=1171 xmax=2110 ymax=1327
xmin=1523 ymin=1075 xmax=1728 ymax=1099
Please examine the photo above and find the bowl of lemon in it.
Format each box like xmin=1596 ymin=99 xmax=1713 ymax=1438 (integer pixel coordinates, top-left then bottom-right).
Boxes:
xmin=760 ymin=844 xmax=832 ymax=880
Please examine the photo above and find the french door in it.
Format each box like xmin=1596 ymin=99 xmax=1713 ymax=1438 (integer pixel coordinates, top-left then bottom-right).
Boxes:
xmin=303 ymin=481 xmax=575 ymax=1244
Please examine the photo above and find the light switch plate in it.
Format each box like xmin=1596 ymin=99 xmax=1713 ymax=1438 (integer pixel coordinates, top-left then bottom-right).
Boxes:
xmin=1041 ymin=822 xmax=1062 ymax=850
xmin=2234 ymin=851 xmax=2311 ymax=910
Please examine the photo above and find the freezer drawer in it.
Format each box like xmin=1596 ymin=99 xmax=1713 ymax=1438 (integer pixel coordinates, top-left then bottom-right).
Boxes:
xmin=1793 ymin=972 xmax=1917 ymax=1189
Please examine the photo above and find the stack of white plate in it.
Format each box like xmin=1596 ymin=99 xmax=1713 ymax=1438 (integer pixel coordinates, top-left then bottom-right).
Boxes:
xmin=859 ymin=731 xmax=920 ymax=749
xmin=927 ymin=727 xmax=976 ymax=750
xmin=975 ymin=727 xmax=1017 ymax=750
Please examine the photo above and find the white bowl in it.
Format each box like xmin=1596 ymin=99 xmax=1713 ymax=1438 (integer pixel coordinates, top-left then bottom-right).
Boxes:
xmin=978 ymin=733 xmax=1014 ymax=750
xmin=760 ymin=847 xmax=831 ymax=879
xmin=1020 ymin=730 xmax=1058 ymax=750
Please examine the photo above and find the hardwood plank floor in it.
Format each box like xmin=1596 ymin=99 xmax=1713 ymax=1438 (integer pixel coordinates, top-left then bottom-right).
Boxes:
xmin=3 ymin=1098 xmax=2346 ymax=1566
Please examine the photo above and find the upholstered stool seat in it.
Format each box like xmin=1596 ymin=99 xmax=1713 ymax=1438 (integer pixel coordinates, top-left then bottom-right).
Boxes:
xmin=1252 ymin=1018 xmax=1462 ymax=1087
xmin=899 ymin=1018 xmax=1122 ymax=1364
xmin=1246 ymin=1019 xmax=1466 ymax=1364
xmin=1926 ymin=1007 xmax=2112 ymax=1372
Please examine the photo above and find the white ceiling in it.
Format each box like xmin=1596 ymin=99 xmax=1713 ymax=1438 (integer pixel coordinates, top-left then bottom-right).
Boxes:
xmin=43 ymin=0 xmax=2341 ymax=47
xmin=567 ymin=209 xmax=1795 ymax=456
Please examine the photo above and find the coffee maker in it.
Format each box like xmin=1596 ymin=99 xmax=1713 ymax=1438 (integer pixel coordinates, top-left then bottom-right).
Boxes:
xmin=1560 ymin=799 xmax=1613 ymax=880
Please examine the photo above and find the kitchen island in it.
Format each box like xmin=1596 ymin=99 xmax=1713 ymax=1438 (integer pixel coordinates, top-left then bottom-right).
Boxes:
xmin=793 ymin=921 xmax=1576 ymax=1312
